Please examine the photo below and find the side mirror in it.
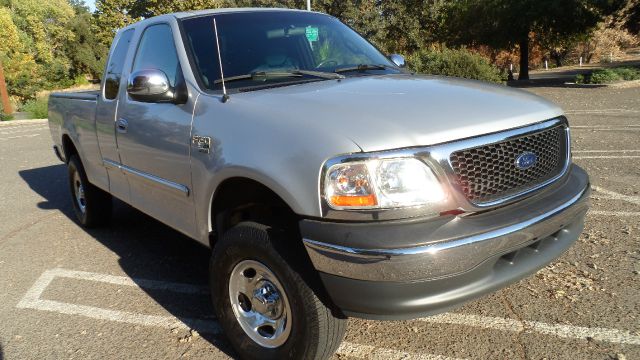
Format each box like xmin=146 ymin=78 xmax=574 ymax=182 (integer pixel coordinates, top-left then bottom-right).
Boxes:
xmin=127 ymin=69 xmax=174 ymax=103
xmin=389 ymin=54 xmax=406 ymax=68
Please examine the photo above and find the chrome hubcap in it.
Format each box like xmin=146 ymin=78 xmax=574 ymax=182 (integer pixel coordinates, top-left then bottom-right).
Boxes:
xmin=73 ymin=172 xmax=86 ymax=213
xmin=229 ymin=260 xmax=292 ymax=348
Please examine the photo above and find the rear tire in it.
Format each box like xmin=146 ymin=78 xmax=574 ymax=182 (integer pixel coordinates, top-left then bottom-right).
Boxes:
xmin=210 ymin=221 xmax=346 ymax=360
xmin=67 ymin=155 xmax=112 ymax=227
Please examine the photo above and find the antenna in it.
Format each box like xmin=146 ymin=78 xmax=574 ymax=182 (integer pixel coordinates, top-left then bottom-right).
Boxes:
xmin=213 ymin=18 xmax=229 ymax=103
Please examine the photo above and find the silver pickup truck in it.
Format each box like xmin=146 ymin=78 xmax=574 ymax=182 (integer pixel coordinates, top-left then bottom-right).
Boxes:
xmin=48 ymin=8 xmax=590 ymax=360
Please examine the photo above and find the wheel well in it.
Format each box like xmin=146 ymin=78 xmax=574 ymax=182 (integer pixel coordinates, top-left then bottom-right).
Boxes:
xmin=209 ymin=178 xmax=299 ymax=247
xmin=61 ymin=135 xmax=78 ymax=163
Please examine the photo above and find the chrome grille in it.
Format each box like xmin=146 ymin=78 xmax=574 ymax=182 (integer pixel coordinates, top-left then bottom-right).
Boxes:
xmin=449 ymin=125 xmax=567 ymax=204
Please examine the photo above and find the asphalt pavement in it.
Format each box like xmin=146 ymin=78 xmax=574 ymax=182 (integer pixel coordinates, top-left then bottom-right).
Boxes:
xmin=0 ymin=84 xmax=638 ymax=359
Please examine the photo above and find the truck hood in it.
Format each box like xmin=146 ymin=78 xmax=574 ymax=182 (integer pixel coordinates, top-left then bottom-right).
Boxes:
xmin=236 ymin=74 xmax=564 ymax=152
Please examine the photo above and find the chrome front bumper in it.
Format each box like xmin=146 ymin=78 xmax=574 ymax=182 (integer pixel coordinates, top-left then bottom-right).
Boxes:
xmin=301 ymin=165 xmax=590 ymax=283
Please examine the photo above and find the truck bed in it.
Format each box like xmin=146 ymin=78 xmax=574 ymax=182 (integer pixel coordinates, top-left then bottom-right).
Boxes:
xmin=50 ymin=90 xmax=100 ymax=101
xmin=48 ymin=90 xmax=106 ymax=190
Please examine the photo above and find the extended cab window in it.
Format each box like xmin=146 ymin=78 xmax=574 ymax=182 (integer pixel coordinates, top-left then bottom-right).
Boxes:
xmin=132 ymin=24 xmax=180 ymax=87
xmin=104 ymin=29 xmax=134 ymax=100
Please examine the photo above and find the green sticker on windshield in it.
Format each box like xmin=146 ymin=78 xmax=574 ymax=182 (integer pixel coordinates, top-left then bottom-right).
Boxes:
xmin=305 ymin=26 xmax=319 ymax=42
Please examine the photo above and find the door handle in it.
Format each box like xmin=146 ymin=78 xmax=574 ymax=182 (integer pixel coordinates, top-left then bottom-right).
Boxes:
xmin=116 ymin=118 xmax=128 ymax=133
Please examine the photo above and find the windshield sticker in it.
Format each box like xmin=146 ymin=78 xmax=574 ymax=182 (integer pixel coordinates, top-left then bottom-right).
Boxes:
xmin=305 ymin=26 xmax=319 ymax=42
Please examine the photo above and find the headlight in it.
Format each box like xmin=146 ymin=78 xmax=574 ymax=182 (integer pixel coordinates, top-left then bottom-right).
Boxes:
xmin=324 ymin=158 xmax=446 ymax=210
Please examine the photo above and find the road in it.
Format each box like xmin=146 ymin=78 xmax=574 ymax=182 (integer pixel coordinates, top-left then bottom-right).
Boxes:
xmin=518 ymin=58 xmax=640 ymax=84
xmin=0 ymin=85 xmax=639 ymax=360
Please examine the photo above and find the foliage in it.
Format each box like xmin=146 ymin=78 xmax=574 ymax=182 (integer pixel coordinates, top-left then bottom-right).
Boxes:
xmin=577 ymin=24 xmax=639 ymax=63
xmin=408 ymin=47 xmax=505 ymax=83
xmin=65 ymin=0 xmax=108 ymax=79
xmin=1 ymin=52 xmax=41 ymax=101
xmin=8 ymin=0 xmax=76 ymax=82
xmin=0 ymin=6 xmax=42 ymax=102
xmin=576 ymin=66 xmax=640 ymax=83
xmin=23 ymin=95 xmax=49 ymax=119
xmin=0 ymin=0 xmax=636 ymax=105
xmin=611 ymin=0 xmax=640 ymax=34
xmin=94 ymin=0 xmax=140 ymax=46
xmin=0 ymin=0 xmax=105 ymax=101
xmin=440 ymin=0 xmax=625 ymax=79
xmin=109 ymin=0 xmax=445 ymax=56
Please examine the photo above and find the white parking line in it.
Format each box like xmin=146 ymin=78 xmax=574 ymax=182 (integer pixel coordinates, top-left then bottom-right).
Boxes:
xmin=337 ymin=341 xmax=465 ymax=360
xmin=38 ymin=268 xmax=210 ymax=294
xmin=0 ymin=123 xmax=48 ymax=130
xmin=0 ymin=119 xmax=47 ymax=127
xmin=0 ymin=133 xmax=41 ymax=141
xmin=16 ymin=268 xmax=217 ymax=333
xmin=0 ymin=127 xmax=48 ymax=135
xmin=571 ymin=128 xmax=640 ymax=132
xmin=420 ymin=313 xmax=640 ymax=345
xmin=573 ymin=150 xmax=640 ymax=159
xmin=573 ymin=150 xmax=640 ymax=153
xmin=589 ymin=210 xmax=640 ymax=217
xmin=17 ymin=268 xmax=640 ymax=349
xmin=565 ymin=109 xmax=640 ymax=114
xmin=573 ymin=155 xmax=640 ymax=159
xmin=571 ymin=125 xmax=640 ymax=127
xmin=593 ymin=186 xmax=640 ymax=206
xmin=17 ymin=268 xmax=461 ymax=360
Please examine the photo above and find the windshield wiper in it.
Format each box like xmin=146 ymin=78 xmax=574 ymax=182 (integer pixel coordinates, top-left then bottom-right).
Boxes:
xmin=335 ymin=64 xmax=390 ymax=73
xmin=293 ymin=69 xmax=345 ymax=80
xmin=214 ymin=70 xmax=344 ymax=84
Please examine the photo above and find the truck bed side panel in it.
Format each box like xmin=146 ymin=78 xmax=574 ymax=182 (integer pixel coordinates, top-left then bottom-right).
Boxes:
xmin=48 ymin=92 xmax=109 ymax=192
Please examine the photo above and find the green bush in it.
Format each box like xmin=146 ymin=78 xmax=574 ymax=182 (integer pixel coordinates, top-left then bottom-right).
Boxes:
xmin=589 ymin=69 xmax=622 ymax=84
xmin=577 ymin=67 xmax=640 ymax=84
xmin=615 ymin=67 xmax=640 ymax=81
xmin=408 ymin=47 xmax=505 ymax=84
xmin=23 ymin=95 xmax=49 ymax=119
xmin=73 ymin=75 xmax=89 ymax=86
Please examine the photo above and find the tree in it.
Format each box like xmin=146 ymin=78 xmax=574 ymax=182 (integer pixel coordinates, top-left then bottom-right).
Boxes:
xmin=129 ymin=0 xmax=229 ymax=18
xmin=95 ymin=0 xmax=446 ymax=56
xmin=441 ymin=0 xmax=625 ymax=80
xmin=94 ymin=0 xmax=140 ymax=47
xmin=6 ymin=0 xmax=76 ymax=83
xmin=612 ymin=0 xmax=640 ymax=34
xmin=0 ymin=6 xmax=42 ymax=101
xmin=65 ymin=0 xmax=109 ymax=79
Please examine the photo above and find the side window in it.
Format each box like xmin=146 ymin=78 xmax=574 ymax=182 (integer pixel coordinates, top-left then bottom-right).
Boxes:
xmin=104 ymin=29 xmax=134 ymax=100
xmin=132 ymin=24 xmax=180 ymax=87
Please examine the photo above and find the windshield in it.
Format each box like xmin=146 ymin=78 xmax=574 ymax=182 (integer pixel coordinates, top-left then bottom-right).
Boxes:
xmin=181 ymin=11 xmax=399 ymax=91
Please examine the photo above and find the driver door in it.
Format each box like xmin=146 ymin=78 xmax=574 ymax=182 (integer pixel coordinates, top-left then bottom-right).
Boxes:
xmin=115 ymin=23 xmax=197 ymax=237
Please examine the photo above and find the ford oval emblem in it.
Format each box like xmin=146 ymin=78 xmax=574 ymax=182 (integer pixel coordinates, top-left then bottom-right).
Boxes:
xmin=516 ymin=152 xmax=537 ymax=170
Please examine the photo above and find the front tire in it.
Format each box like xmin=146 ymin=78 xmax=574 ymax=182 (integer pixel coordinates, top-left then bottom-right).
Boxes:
xmin=67 ymin=155 xmax=112 ymax=227
xmin=210 ymin=222 xmax=346 ymax=360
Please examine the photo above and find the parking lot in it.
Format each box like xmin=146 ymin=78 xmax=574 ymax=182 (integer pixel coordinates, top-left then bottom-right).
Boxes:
xmin=0 ymin=84 xmax=639 ymax=360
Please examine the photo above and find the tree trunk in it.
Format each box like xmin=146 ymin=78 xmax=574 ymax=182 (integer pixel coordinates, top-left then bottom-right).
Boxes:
xmin=0 ymin=59 xmax=13 ymax=115
xmin=518 ymin=35 xmax=529 ymax=81
xmin=551 ymin=51 xmax=563 ymax=67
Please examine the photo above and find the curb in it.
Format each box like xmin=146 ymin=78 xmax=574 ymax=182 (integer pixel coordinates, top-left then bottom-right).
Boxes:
xmin=607 ymin=79 xmax=640 ymax=89
xmin=0 ymin=119 xmax=48 ymax=126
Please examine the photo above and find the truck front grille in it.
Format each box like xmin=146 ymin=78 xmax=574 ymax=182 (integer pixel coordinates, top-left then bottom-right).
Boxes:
xmin=449 ymin=124 xmax=568 ymax=204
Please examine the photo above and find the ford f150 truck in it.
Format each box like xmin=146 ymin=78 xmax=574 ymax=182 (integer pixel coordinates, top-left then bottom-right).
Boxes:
xmin=48 ymin=8 xmax=590 ymax=360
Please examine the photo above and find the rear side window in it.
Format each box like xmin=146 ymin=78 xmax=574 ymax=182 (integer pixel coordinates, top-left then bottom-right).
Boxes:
xmin=104 ymin=29 xmax=134 ymax=100
xmin=132 ymin=24 xmax=179 ymax=87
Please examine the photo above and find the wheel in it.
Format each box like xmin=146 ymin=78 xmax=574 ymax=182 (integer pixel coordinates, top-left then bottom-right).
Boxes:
xmin=67 ymin=155 xmax=112 ymax=227
xmin=210 ymin=222 xmax=346 ymax=360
